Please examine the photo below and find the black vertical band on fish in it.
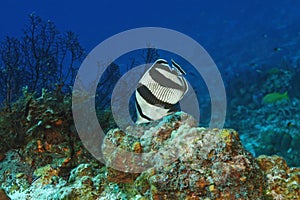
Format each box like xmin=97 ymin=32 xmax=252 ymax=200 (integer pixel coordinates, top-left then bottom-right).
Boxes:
xmin=149 ymin=67 xmax=185 ymax=89
xmin=135 ymin=59 xmax=188 ymax=124
xmin=137 ymin=84 xmax=176 ymax=109
xmin=135 ymin=98 xmax=153 ymax=121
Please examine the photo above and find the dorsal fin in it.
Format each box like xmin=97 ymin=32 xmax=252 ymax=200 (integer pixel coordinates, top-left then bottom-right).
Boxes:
xmin=171 ymin=59 xmax=186 ymax=75
xmin=155 ymin=59 xmax=169 ymax=65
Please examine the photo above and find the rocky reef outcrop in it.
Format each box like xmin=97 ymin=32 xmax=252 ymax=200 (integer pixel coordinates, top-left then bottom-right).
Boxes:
xmin=103 ymin=112 xmax=265 ymax=199
xmin=0 ymin=110 xmax=299 ymax=199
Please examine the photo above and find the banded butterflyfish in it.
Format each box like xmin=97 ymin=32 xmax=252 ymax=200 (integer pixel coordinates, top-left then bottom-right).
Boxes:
xmin=135 ymin=59 xmax=188 ymax=124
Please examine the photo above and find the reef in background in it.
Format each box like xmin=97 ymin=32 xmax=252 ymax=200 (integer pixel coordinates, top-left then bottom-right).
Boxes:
xmin=227 ymin=65 xmax=300 ymax=167
xmin=0 ymin=92 xmax=299 ymax=199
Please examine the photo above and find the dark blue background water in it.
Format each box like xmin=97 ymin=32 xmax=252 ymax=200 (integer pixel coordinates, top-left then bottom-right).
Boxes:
xmin=1 ymin=0 xmax=300 ymax=65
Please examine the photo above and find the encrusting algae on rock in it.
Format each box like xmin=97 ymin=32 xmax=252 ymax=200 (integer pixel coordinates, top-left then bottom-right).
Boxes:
xmin=102 ymin=112 xmax=267 ymax=199
xmin=1 ymin=103 xmax=300 ymax=199
xmin=257 ymin=155 xmax=300 ymax=199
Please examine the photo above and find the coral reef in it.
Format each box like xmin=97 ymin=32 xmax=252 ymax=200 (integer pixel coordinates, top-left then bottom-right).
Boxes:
xmin=0 ymin=91 xmax=299 ymax=199
xmin=0 ymin=91 xmax=103 ymax=198
xmin=228 ymin=67 xmax=300 ymax=166
xmin=260 ymin=68 xmax=293 ymax=94
xmin=103 ymin=112 xmax=266 ymax=199
xmin=257 ymin=155 xmax=300 ymax=199
xmin=102 ymin=112 xmax=299 ymax=199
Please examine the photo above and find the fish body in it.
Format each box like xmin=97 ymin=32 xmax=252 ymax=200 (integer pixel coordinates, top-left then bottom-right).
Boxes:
xmin=135 ymin=59 xmax=188 ymax=124
xmin=262 ymin=91 xmax=289 ymax=104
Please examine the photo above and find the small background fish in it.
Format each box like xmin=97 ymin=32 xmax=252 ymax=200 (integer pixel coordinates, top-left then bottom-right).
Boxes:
xmin=262 ymin=91 xmax=289 ymax=104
